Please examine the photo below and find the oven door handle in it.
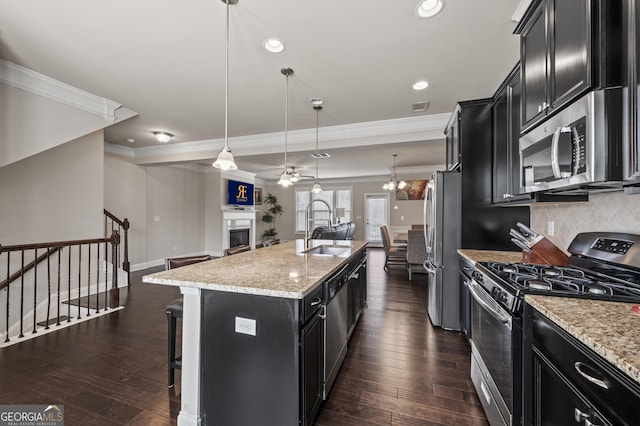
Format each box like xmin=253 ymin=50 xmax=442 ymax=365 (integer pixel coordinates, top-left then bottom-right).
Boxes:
xmin=468 ymin=280 xmax=512 ymax=329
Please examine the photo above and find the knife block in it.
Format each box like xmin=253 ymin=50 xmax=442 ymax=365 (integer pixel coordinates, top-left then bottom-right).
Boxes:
xmin=522 ymin=237 xmax=570 ymax=266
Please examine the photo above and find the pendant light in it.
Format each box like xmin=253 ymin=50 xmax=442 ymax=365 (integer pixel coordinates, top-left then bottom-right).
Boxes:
xmin=213 ymin=0 xmax=238 ymax=171
xmin=383 ymin=154 xmax=407 ymax=190
xmin=311 ymin=101 xmax=324 ymax=194
xmin=278 ymin=67 xmax=294 ymax=187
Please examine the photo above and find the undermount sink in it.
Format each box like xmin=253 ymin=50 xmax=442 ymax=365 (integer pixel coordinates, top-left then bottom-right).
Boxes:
xmin=304 ymin=245 xmax=351 ymax=257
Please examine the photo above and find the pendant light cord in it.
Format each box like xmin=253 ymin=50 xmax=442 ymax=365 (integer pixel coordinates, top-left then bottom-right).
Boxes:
xmin=284 ymin=71 xmax=289 ymax=171
xmin=315 ymin=106 xmax=320 ymax=179
xmin=224 ymin=0 xmax=229 ymax=149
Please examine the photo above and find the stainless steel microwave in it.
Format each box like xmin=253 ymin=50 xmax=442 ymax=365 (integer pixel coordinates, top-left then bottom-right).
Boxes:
xmin=519 ymin=89 xmax=623 ymax=194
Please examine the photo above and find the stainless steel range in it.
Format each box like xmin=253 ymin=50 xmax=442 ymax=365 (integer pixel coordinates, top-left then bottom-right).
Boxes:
xmin=469 ymin=232 xmax=640 ymax=426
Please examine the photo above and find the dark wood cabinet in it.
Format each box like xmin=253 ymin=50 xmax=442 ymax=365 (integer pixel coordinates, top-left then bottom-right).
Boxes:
xmin=301 ymin=306 xmax=323 ymax=426
xmin=493 ymin=64 xmax=530 ymax=204
xmin=533 ymin=348 xmax=612 ymax=426
xmin=517 ymin=0 xmax=593 ymax=133
xmin=523 ymin=304 xmax=640 ymax=426
xmin=445 ymin=105 xmax=461 ymax=171
xmin=623 ymin=0 xmax=640 ymax=186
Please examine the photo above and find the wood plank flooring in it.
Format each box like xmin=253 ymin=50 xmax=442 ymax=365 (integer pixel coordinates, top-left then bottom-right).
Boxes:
xmin=0 ymin=248 xmax=487 ymax=425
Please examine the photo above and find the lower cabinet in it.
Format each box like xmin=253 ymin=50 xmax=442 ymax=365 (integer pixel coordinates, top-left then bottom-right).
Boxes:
xmin=533 ymin=348 xmax=612 ymax=425
xmin=523 ymin=304 xmax=640 ymax=426
xmin=301 ymin=307 xmax=323 ymax=426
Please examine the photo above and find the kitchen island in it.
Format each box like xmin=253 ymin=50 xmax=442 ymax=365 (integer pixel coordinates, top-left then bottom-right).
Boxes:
xmin=143 ymin=239 xmax=367 ymax=426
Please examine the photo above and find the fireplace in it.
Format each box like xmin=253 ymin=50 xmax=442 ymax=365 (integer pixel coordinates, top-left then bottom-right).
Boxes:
xmin=222 ymin=210 xmax=256 ymax=254
xmin=229 ymin=228 xmax=250 ymax=248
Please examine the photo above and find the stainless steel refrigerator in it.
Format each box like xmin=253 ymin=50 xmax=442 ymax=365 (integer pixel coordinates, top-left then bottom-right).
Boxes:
xmin=423 ymin=170 xmax=461 ymax=330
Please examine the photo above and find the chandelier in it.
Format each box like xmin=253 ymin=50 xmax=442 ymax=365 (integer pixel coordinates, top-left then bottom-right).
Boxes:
xmin=382 ymin=154 xmax=407 ymax=191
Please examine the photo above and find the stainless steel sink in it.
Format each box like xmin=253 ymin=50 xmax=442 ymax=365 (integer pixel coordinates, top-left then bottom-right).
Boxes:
xmin=303 ymin=245 xmax=350 ymax=257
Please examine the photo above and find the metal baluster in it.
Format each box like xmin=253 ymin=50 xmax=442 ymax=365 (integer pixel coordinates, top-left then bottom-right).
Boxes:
xmin=32 ymin=248 xmax=38 ymax=333
xmin=5 ymin=252 xmax=10 ymax=343
xmin=86 ymin=244 xmax=91 ymax=317
xmin=45 ymin=248 xmax=51 ymax=330
xmin=77 ymin=245 xmax=81 ymax=319
xmin=67 ymin=246 xmax=71 ymax=322
xmin=56 ymin=249 xmax=61 ymax=326
xmin=104 ymin=240 xmax=109 ymax=311
xmin=19 ymin=250 xmax=24 ymax=337
xmin=95 ymin=243 xmax=100 ymax=314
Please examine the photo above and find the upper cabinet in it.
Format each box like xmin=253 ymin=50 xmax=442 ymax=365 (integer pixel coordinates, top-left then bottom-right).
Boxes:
xmin=493 ymin=64 xmax=529 ymax=203
xmin=445 ymin=105 xmax=461 ymax=171
xmin=516 ymin=0 xmax=620 ymax=134
xmin=623 ymin=0 xmax=640 ymax=186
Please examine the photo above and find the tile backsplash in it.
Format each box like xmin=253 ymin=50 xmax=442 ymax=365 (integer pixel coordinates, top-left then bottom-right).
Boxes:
xmin=530 ymin=191 xmax=640 ymax=253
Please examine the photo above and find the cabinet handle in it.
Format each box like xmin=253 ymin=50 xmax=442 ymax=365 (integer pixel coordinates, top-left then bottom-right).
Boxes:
xmin=574 ymin=407 xmax=589 ymax=423
xmin=574 ymin=362 xmax=609 ymax=389
xmin=310 ymin=297 xmax=322 ymax=307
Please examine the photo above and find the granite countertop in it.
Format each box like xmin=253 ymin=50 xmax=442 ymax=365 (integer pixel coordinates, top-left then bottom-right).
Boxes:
xmin=142 ymin=239 xmax=367 ymax=299
xmin=458 ymin=249 xmax=524 ymax=265
xmin=526 ymin=295 xmax=640 ymax=386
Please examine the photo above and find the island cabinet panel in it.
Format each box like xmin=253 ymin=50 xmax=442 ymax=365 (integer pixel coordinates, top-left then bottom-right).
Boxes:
xmin=200 ymin=291 xmax=301 ymax=426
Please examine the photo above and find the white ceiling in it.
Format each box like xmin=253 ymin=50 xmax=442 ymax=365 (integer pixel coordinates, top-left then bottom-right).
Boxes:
xmin=0 ymin=0 xmax=523 ymax=181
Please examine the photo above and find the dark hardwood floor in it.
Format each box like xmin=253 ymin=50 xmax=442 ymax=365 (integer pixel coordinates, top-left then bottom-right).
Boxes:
xmin=0 ymin=248 xmax=487 ymax=425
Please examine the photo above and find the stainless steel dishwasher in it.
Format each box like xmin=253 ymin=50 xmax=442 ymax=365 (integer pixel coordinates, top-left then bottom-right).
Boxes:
xmin=322 ymin=264 xmax=349 ymax=399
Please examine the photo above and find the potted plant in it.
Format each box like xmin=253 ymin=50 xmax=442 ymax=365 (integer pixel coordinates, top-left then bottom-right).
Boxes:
xmin=261 ymin=193 xmax=283 ymax=242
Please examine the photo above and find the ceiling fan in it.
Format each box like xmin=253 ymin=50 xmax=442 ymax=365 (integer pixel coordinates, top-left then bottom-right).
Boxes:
xmin=275 ymin=166 xmax=315 ymax=182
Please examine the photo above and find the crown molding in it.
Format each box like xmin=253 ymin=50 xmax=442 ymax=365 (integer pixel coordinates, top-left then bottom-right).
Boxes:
xmin=0 ymin=59 xmax=124 ymax=122
xmin=131 ymin=113 xmax=449 ymax=164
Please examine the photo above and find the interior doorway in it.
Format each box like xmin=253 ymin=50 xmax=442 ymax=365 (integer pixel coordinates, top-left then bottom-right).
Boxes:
xmin=364 ymin=193 xmax=389 ymax=247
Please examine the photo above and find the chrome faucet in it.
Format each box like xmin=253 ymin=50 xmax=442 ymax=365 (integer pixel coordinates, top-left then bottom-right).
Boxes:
xmin=305 ymin=199 xmax=332 ymax=248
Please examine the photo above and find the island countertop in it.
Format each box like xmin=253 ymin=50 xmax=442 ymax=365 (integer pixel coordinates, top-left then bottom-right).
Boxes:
xmin=142 ymin=239 xmax=367 ymax=299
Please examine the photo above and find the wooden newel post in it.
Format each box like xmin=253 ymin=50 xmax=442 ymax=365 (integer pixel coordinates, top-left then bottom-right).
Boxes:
xmin=110 ymin=230 xmax=120 ymax=308
xmin=123 ymin=218 xmax=131 ymax=285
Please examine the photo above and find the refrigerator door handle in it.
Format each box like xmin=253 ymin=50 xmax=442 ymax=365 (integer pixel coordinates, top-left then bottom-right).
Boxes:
xmin=423 ymin=259 xmax=441 ymax=274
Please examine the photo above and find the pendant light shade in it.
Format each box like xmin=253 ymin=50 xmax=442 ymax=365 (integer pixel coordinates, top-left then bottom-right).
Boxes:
xmin=278 ymin=67 xmax=294 ymax=186
xmin=213 ymin=0 xmax=238 ymax=171
xmin=312 ymin=102 xmax=324 ymax=193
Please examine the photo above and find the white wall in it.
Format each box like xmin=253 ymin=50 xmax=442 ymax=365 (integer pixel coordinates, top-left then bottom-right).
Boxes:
xmin=0 ymin=131 xmax=104 ymax=245
xmin=530 ymin=191 xmax=640 ymax=253
xmin=104 ymin=152 xmax=148 ymax=267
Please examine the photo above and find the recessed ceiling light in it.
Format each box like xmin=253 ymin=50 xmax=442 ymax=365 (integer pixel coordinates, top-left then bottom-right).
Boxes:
xmin=126 ymin=138 xmax=135 ymax=144
xmin=416 ymin=0 xmax=444 ymax=18
xmin=264 ymin=38 xmax=285 ymax=53
xmin=413 ymin=80 xmax=429 ymax=90
xmin=153 ymin=131 xmax=173 ymax=143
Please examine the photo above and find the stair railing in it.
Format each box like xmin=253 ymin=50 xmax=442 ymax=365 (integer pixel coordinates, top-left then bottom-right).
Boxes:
xmin=104 ymin=209 xmax=130 ymax=284
xmin=0 ymin=230 xmax=121 ymax=344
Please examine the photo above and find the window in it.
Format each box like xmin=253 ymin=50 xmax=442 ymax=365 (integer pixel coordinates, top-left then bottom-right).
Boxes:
xmin=295 ymin=187 xmax=352 ymax=233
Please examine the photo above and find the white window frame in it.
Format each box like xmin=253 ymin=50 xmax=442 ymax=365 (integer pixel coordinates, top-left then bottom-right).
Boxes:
xmin=294 ymin=187 xmax=353 ymax=234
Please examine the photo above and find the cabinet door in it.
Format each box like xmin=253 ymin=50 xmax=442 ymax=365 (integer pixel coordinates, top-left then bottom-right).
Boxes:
xmin=493 ymin=84 xmax=510 ymax=203
xmin=301 ymin=311 xmax=323 ymax=426
xmin=550 ymin=0 xmax=591 ymax=109
xmin=509 ymin=71 xmax=525 ymax=197
xmin=521 ymin=3 xmax=548 ymax=130
xmin=625 ymin=0 xmax=640 ymax=183
xmin=534 ymin=349 xmax=613 ymax=426
xmin=445 ymin=107 xmax=461 ymax=170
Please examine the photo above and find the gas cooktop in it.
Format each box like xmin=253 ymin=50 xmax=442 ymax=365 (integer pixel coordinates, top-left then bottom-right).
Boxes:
xmin=474 ymin=232 xmax=640 ymax=309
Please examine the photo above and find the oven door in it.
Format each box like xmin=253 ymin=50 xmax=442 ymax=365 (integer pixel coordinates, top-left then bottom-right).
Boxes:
xmin=468 ymin=279 xmax=513 ymax=425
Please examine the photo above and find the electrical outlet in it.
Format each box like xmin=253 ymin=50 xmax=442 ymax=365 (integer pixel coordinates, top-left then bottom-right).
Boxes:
xmin=547 ymin=221 xmax=555 ymax=237
xmin=400 ymin=215 xmax=405 ymax=221
xmin=235 ymin=317 xmax=256 ymax=336
xmin=154 ymin=216 xmax=160 ymax=222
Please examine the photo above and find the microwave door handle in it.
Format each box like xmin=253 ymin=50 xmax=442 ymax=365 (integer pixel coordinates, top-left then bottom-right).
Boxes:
xmin=571 ymin=127 xmax=581 ymax=175
xmin=551 ymin=126 xmax=563 ymax=178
